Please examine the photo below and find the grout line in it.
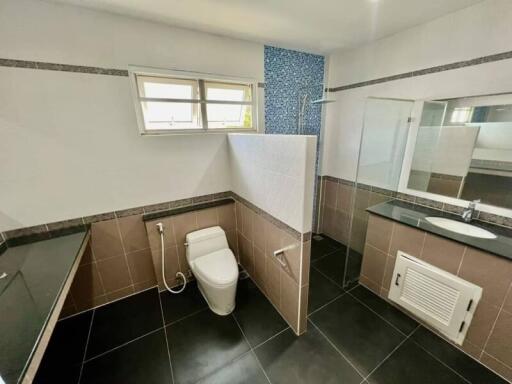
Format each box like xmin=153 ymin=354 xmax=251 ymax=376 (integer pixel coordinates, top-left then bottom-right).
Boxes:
xmin=307 ymin=292 xmax=346 ymax=317
xmin=158 ymin=288 xmax=176 ymax=384
xmin=231 ymin=314 xmax=273 ymax=384
xmin=83 ymin=326 xmax=164 ymax=363
xmin=456 ymin=247 xmax=467 ymax=276
xmin=308 ymin=318 xmax=366 ymax=379
xmin=251 ymin=325 xmax=290 ymax=350
xmin=347 ymin=289 xmax=412 ymax=337
xmin=311 ymin=264 xmax=344 ymax=289
xmin=480 ymin=281 xmax=512 ymax=360
xmin=77 ymin=309 xmax=95 ymax=384
xmin=166 ymin=307 xmax=209 ymax=326
xmin=362 ymin=324 xmax=420 ymax=381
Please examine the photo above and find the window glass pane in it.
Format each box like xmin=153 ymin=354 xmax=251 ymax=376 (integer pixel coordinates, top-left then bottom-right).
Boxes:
xmin=205 ymin=81 xmax=252 ymax=102
xmin=206 ymin=104 xmax=252 ymax=129
xmin=137 ymin=75 xmax=199 ymax=100
xmin=141 ymin=101 xmax=201 ymax=130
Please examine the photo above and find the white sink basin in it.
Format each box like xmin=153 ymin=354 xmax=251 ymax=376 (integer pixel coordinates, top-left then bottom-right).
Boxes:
xmin=425 ymin=217 xmax=497 ymax=239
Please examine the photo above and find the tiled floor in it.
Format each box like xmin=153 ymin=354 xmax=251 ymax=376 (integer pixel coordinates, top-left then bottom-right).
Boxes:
xmin=35 ymin=236 xmax=508 ymax=384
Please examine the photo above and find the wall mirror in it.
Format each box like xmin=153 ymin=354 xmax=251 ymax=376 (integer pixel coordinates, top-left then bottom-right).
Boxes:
xmin=402 ymin=94 xmax=512 ymax=210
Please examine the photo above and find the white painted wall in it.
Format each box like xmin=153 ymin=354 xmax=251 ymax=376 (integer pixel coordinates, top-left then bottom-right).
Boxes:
xmin=0 ymin=0 xmax=264 ymax=231
xmin=322 ymin=0 xmax=512 ymax=184
xmin=228 ymin=134 xmax=317 ymax=233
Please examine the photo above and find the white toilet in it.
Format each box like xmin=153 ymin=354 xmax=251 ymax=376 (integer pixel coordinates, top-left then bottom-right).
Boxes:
xmin=185 ymin=226 xmax=239 ymax=315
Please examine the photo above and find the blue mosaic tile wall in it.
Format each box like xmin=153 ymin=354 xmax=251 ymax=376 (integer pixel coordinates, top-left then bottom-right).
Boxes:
xmin=264 ymin=46 xmax=325 ymax=136
xmin=264 ymin=46 xmax=325 ymax=231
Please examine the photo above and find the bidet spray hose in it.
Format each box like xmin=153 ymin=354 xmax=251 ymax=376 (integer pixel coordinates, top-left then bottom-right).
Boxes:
xmin=157 ymin=222 xmax=186 ymax=294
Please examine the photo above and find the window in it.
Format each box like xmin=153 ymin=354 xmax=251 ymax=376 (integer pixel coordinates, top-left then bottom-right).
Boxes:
xmin=129 ymin=67 xmax=258 ymax=134
xmin=450 ymin=107 xmax=473 ymax=124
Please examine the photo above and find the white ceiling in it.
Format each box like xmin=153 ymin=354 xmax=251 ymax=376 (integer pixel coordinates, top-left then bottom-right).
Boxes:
xmin=51 ymin=0 xmax=483 ymax=54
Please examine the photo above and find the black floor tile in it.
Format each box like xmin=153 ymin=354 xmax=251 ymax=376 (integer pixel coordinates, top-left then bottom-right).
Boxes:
xmin=160 ymin=281 xmax=208 ymax=324
xmin=233 ymin=278 xmax=288 ymax=347
xmin=367 ymin=339 xmax=466 ymax=384
xmin=80 ymin=329 xmax=172 ymax=384
xmin=196 ymin=352 xmax=268 ymax=384
xmin=308 ymin=268 xmax=344 ymax=314
xmin=86 ymin=288 xmax=163 ymax=359
xmin=255 ymin=323 xmax=362 ymax=384
xmin=309 ymin=294 xmax=405 ymax=376
xmin=34 ymin=310 xmax=93 ymax=384
xmin=166 ymin=310 xmax=250 ymax=384
xmin=350 ymin=285 xmax=417 ymax=335
xmin=311 ymin=236 xmax=344 ymax=261
xmin=311 ymin=249 xmax=346 ymax=285
xmin=411 ymin=327 xmax=508 ymax=384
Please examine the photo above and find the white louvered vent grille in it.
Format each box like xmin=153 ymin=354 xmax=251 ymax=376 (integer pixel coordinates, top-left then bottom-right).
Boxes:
xmin=401 ymin=268 xmax=460 ymax=325
xmin=389 ymin=251 xmax=482 ymax=345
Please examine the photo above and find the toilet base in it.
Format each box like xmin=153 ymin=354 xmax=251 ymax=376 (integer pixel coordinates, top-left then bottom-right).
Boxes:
xmin=197 ymin=280 xmax=236 ymax=316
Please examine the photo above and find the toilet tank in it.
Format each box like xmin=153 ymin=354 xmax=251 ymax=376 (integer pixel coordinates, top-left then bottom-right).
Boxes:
xmin=185 ymin=226 xmax=229 ymax=262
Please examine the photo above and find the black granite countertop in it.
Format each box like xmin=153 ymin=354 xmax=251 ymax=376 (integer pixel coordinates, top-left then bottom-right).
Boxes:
xmin=0 ymin=230 xmax=89 ymax=384
xmin=367 ymin=200 xmax=512 ymax=261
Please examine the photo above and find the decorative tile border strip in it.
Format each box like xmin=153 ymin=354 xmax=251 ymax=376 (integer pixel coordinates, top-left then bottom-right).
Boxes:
xmin=0 ymin=58 xmax=129 ymax=76
xmin=143 ymin=198 xmax=234 ymax=222
xmin=1 ymin=189 xmax=306 ymax=246
xmin=328 ymin=50 xmax=512 ymax=93
xmin=320 ymin=175 xmax=512 ymax=229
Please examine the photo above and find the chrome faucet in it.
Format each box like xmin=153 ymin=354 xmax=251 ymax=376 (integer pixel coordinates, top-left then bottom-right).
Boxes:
xmin=462 ymin=199 xmax=480 ymax=223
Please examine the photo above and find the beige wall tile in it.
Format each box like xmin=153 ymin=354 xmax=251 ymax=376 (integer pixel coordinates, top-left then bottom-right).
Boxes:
xmin=252 ymin=213 xmax=266 ymax=252
xmin=336 ymin=183 xmax=353 ymax=213
xmin=458 ymin=248 xmax=512 ymax=307
xmin=241 ymin=205 xmax=254 ymax=242
xmin=70 ymin=262 xmax=105 ymax=304
xmin=238 ymin=232 xmax=254 ymax=276
xmin=361 ymin=244 xmax=387 ymax=287
xmin=280 ymin=270 xmax=299 ymax=333
xmin=389 ymin=223 xmax=426 ymax=258
xmin=265 ymin=257 xmax=281 ymax=308
xmin=265 ymin=221 xmax=283 ymax=259
xmin=118 ymin=214 xmax=150 ymax=253
xmin=226 ymin=229 xmax=238 ymax=259
xmin=217 ymin=203 xmax=236 ymax=231
xmin=196 ymin=207 xmax=218 ymax=230
xmin=96 ymin=255 xmax=132 ymax=293
xmin=465 ymin=300 xmax=500 ymax=348
xmin=253 ymin=245 xmax=267 ymax=292
xmin=299 ymin=286 xmax=309 ymax=335
xmin=324 ymin=180 xmax=338 ymax=207
xmin=321 ymin=205 xmax=336 ymax=239
xmin=503 ymin=285 xmax=512 ymax=314
xmin=420 ymin=234 xmax=465 ymax=274
xmin=301 ymin=241 xmax=311 ymax=287
xmin=382 ymin=255 xmax=397 ymax=291
xmin=90 ymin=219 xmax=124 ymax=260
xmin=173 ymin=212 xmax=198 ymax=248
xmin=484 ymin=310 xmax=512 ymax=367
xmin=366 ymin=214 xmax=393 ymax=253
xmin=481 ymin=353 xmax=512 ymax=382
xmin=126 ymin=248 xmax=156 ymax=285
xmin=280 ymin=232 xmax=301 ymax=284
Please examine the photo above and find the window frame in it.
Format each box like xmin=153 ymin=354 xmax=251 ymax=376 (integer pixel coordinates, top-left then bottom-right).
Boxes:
xmin=128 ymin=66 xmax=259 ymax=135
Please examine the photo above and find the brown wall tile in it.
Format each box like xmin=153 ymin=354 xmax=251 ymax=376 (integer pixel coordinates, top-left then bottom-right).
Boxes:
xmin=381 ymin=255 xmax=397 ymax=291
xmin=196 ymin=207 xmax=218 ymax=230
xmin=366 ymin=214 xmax=393 ymax=253
xmin=359 ymin=274 xmax=380 ymax=295
xmin=458 ymin=248 xmax=512 ymax=306
xmin=480 ymin=353 xmax=512 ymax=382
xmin=241 ymin=205 xmax=254 ymax=242
xmin=146 ymin=217 xmax=176 ymax=249
xmin=126 ymin=248 xmax=157 ymax=285
xmin=96 ymin=255 xmax=132 ymax=293
xmin=503 ymin=285 xmax=512 ymax=314
xmin=389 ymin=223 xmax=426 ymax=258
xmin=217 ymin=203 xmax=236 ymax=231
xmin=70 ymin=262 xmax=105 ymax=305
xmin=484 ymin=310 xmax=512 ymax=367
xmin=118 ymin=214 xmax=150 ymax=253
xmin=420 ymin=234 xmax=465 ymax=274
xmin=151 ymin=246 xmax=180 ymax=290
xmin=280 ymin=270 xmax=299 ymax=333
xmin=360 ymin=244 xmax=387 ymax=287
xmin=252 ymin=213 xmax=266 ymax=252
xmin=90 ymin=219 xmax=124 ymax=260
xmin=253 ymin=246 xmax=267 ymax=292
xmin=465 ymin=300 xmax=500 ymax=348
xmin=173 ymin=212 xmax=198 ymax=248
xmin=336 ymin=183 xmax=353 ymax=213
xmin=107 ymin=286 xmax=135 ymax=302
xmin=265 ymin=256 xmax=281 ymax=307
xmin=301 ymin=241 xmax=311 ymax=287
xmin=324 ymin=180 xmax=338 ymax=207
xmin=280 ymin=232 xmax=301 ymax=284
xmin=238 ymin=232 xmax=254 ymax=276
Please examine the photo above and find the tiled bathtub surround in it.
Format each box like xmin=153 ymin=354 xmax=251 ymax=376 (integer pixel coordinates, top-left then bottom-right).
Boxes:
xmin=360 ymin=213 xmax=512 ymax=382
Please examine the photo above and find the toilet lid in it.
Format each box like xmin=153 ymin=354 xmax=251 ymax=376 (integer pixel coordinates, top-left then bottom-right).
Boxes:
xmin=193 ymin=249 xmax=238 ymax=286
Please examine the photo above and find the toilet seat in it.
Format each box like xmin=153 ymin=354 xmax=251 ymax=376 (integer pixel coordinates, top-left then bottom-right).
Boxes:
xmin=192 ymin=248 xmax=238 ymax=287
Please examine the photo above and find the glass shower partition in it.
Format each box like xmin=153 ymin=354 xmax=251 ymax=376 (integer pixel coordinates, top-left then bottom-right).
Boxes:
xmin=342 ymin=97 xmax=414 ymax=288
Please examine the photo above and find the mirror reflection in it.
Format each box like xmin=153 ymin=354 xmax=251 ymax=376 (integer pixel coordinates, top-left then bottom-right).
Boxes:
xmin=407 ymin=96 xmax=512 ymax=209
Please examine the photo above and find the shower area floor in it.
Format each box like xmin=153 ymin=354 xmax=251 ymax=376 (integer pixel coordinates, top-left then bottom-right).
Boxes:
xmin=34 ymin=237 xmax=506 ymax=384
